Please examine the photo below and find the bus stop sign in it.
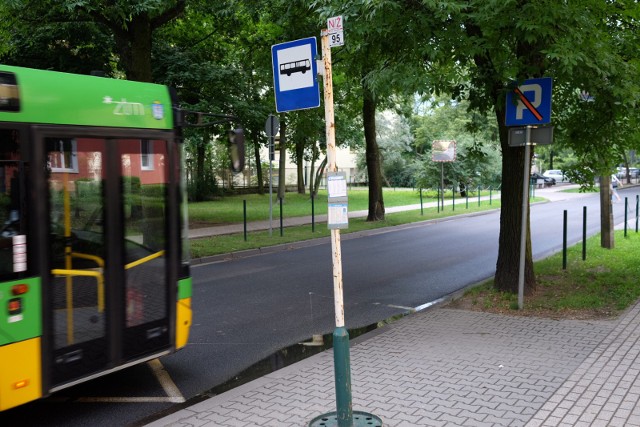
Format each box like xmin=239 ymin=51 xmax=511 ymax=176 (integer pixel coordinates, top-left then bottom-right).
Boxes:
xmin=271 ymin=37 xmax=320 ymax=113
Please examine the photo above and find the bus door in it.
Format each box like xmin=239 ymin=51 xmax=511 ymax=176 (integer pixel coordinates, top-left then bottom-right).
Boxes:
xmin=119 ymin=138 xmax=171 ymax=361
xmin=44 ymin=133 xmax=173 ymax=387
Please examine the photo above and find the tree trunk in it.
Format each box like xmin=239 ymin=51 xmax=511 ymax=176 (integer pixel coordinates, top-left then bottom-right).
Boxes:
xmin=363 ymin=85 xmax=384 ymax=221
xmin=128 ymin=17 xmax=153 ymax=82
xmin=313 ymin=157 xmax=327 ymax=196
xmin=108 ymin=15 xmax=153 ymax=82
xmin=277 ymin=116 xmax=287 ymax=200
xmin=89 ymin=2 xmax=185 ymax=83
xmin=309 ymin=145 xmax=317 ymax=197
xmin=622 ymin=152 xmax=631 ymax=184
xmin=194 ymin=132 xmax=207 ymax=202
xmin=493 ymin=108 xmax=536 ymax=294
xmin=600 ymin=174 xmax=614 ymax=248
xmin=296 ymin=138 xmax=306 ymax=194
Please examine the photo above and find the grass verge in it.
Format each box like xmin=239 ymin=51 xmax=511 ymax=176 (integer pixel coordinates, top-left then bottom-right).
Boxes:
xmin=188 ymin=187 xmax=498 ymax=225
xmin=189 ymin=199 xmax=504 ymax=258
xmin=447 ymin=230 xmax=640 ymax=320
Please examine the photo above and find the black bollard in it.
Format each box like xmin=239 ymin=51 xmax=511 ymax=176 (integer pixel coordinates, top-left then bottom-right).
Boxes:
xmin=279 ymin=197 xmax=283 ymax=237
xmin=452 ymin=186 xmax=455 ymax=211
xmin=243 ymin=199 xmax=247 ymax=241
xmin=563 ymin=210 xmax=567 ymax=270
xmin=625 ymin=197 xmax=628 ymax=238
xmin=312 ymin=194 xmax=315 ymax=233
xmin=582 ymin=206 xmax=587 ymax=261
xmin=636 ymin=194 xmax=640 ymax=233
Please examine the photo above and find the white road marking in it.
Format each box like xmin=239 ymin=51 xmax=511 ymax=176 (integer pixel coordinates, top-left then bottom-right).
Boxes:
xmin=387 ymin=304 xmax=415 ymax=311
xmin=49 ymin=359 xmax=185 ymax=404
xmin=74 ymin=396 xmax=185 ymax=403
xmin=148 ymin=359 xmax=185 ymax=402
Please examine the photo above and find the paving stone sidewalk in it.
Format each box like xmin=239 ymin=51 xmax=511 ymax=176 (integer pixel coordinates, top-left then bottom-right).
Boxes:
xmin=146 ymin=300 xmax=640 ymax=427
xmin=526 ymin=301 xmax=640 ymax=427
xmin=147 ymin=185 xmax=640 ymax=426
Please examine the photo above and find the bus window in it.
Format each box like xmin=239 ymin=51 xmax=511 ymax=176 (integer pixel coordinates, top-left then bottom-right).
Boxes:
xmin=0 ymin=128 xmax=25 ymax=278
xmin=47 ymin=137 xmax=107 ymax=353
xmin=0 ymin=72 xmax=20 ymax=112
xmin=47 ymin=138 xmax=78 ymax=173
xmin=120 ymin=139 xmax=168 ymax=331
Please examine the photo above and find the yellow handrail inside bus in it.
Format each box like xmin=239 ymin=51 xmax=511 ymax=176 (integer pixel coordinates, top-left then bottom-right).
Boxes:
xmin=125 ymin=250 xmax=165 ymax=270
xmin=57 ymin=172 xmax=164 ymax=345
xmin=71 ymin=252 xmax=105 ymax=268
xmin=51 ymin=269 xmax=104 ymax=345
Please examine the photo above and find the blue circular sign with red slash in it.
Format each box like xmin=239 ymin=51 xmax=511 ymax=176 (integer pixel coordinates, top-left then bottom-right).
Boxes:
xmin=505 ymin=77 xmax=552 ymax=126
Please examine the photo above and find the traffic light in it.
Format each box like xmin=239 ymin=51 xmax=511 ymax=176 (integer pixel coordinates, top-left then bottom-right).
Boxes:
xmin=228 ymin=128 xmax=245 ymax=172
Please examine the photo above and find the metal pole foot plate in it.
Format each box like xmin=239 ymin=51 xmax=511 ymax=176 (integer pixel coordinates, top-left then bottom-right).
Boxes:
xmin=309 ymin=411 xmax=383 ymax=427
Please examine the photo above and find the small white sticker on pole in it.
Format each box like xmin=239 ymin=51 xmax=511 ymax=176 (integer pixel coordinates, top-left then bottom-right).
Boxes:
xmin=327 ymin=16 xmax=343 ymax=34
xmin=328 ymin=31 xmax=344 ymax=47
xmin=327 ymin=16 xmax=345 ymax=47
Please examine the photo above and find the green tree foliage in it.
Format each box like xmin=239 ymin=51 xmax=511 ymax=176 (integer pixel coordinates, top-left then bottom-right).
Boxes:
xmin=154 ymin=2 xmax=277 ymax=199
xmin=412 ymin=97 xmax=501 ymax=192
xmin=550 ymin=0 xmax=640 ymax=248
xmin=376 ymin=111 xmax=416 ymax=188
xmin=554 ymin=1 xmax=640 ymax=182
xmin=409 ymin=0 xmax=640 ymax=293
xmin=313 ymin=0 xmax=435 ymax=221
xmin=1 ymin=0 xmax=187 ymax=81
xmin=69 ymin=0 xmax=187 ymax=82
xmin=0 ymin=1 xmax=114 ymax=75
xmin=4 ymin=0 xmax=639 ymax=284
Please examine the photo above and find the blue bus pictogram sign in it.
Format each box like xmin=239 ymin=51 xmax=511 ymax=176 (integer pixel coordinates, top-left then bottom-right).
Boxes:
xmin=271 ymin=37 xmax=320 ymax=113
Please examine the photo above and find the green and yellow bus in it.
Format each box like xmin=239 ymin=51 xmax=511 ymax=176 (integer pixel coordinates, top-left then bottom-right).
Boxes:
xmin=0 ymin=65 xmax=192 ymax=411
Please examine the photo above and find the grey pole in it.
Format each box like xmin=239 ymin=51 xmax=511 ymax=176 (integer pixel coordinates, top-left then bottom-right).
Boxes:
xmin=269 ymin=115 xmax=274 ymax=236
xmin=441 ymin=163 xmax=445 ymax=209
xmin=518 ymin=126 xmax=532 ymax=310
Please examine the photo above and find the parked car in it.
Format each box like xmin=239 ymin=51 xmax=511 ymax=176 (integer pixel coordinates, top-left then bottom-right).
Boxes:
xmin=543 ymin=169 xmax=569 ymax=183
xmin=531 ymin=172 xmax=555 ymax=186
xmin=616 ymin=167 xmax=639 ymax=179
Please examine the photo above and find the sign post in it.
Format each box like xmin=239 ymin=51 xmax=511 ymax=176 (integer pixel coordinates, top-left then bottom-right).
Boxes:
xmin=432 ymin=140 xmax=456 ymax=208
xmin=265 ymin=114 xmax=280 ymax=236
xmin=518 ymin=127 xmax=532 ymax=310
xmin=308 ymin=25 xmax=381 ymax=427
xmin=321 ymin=27 xmax=350 ymax=425
xmin=505 ymin=78 xmax=553 ymax=310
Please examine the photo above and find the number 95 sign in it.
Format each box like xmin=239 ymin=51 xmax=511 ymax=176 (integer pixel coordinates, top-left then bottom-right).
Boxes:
xmin=327 ymin=16 xmax=345 ymax=47
xmin=329 ymin=31 xmax=344 ymax=47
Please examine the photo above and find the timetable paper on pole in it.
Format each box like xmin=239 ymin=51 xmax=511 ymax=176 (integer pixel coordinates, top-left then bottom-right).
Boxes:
xmin=328 ymin=203 xmax=348 ymax=229
xmin=327 ymin=172 xmax=347 ymax=199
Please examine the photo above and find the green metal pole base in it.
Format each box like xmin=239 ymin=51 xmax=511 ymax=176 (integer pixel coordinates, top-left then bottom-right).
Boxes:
xmin=333 ymin=326 xmax=352 ymax=423
xmin=308 ymin=411 xmax=383 ymax=427
xmin=308 ymin=327 xmax=382 ymax=426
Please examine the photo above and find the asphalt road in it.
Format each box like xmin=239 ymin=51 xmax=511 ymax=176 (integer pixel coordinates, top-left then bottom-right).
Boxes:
xmin=2 ymin=185 xmax=639 ymax=426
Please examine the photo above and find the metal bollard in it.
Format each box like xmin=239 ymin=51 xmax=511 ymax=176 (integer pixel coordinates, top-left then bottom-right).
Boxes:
xmin=243 ymin=199 xmax=247 ymax=241
xmin=563 ymin=210 xmax=567 ymax=270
